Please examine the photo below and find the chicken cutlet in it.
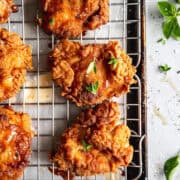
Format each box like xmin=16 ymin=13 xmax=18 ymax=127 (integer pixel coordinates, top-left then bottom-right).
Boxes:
xmin=39 ymin=0 xmax=109 ymax=38
xmin=49 ymin=101 xmax=133 ymax=178
xmin=0 ymin=106 xmax=34 ymax=180
xmin=0 ymin=0 xmax=18 ymax=23
xmin=0 ymin=28 xmax=32 ymax=102
xmin=49 ymin=39 xmax=136 ymax=106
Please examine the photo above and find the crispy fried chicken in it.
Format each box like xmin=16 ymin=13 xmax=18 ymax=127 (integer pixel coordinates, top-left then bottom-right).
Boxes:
xmin=39 ymin=0 xmax=109 ymax=38
xmin=49 ymin=39 xmax=136 ymax=106
xmin=49 ymin=101 xmax=133 ymax=179
xmin=0 ymin=28 xmax=32 ymax=102
xmin=0 ymin=106 xmax=34 ymax=180
xmin=0 ymin=0 xmax=17 ymax=23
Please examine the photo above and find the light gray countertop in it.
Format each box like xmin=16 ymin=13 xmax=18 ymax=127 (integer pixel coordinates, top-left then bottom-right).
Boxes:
xmin=146 ymin=0 xmax=180 ymax=179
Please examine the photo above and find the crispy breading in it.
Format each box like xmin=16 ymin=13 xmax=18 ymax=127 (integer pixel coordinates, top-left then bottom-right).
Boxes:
xmin=49 ymin=101 xmax=133 ymax=178
xmin=0 ymin=0 xmax=18 ymax=23
xmin=0 ymin=28 xmax=32 ymax=102
xmin=49 ymin=39 xmax=136 ymax=106
xmin=39 ymin=0 xmax=109 ymax=38
xmin=0 ymin=106 xmax=34 ymax=180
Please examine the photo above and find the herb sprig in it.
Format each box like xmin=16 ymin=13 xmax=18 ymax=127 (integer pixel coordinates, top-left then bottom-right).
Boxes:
xmin=157 ymin=1 xmax=180 ymax=41
xmin=159 ymin=64 xmax=171 ymax=73
xmin=164 ymin=153 xmax=180 ymax=180
xmin=81 ymin=140 xmax=93 ymax=152
xmin=108 ymin=58 xmax=118 ymax=68
xmin=85 ymin=81 xmax=99 ymax=94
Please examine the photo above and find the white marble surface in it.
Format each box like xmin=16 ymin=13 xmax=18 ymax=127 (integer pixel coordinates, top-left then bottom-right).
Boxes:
xmin=146 ymin=0 xmax=180 ymax=179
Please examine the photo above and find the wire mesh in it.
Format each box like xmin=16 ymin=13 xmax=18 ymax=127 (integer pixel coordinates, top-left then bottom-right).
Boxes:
xmin=1 ymin=0 xmax=147 ymax=179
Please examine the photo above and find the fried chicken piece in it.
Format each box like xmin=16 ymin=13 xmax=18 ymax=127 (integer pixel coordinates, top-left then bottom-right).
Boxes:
xmin=0 ymin=0 xmax=18 ymax=23
xmin=39 ymin=0 xmax=109 ymax=38
xmin=0 ymin=106 xmax=34 ymax=180
xmin=49 ymin=101 xmax=133 ymax=178
xmin=0 ymin=28 xmax=32 ymax=102
xmin=49 ymin=40 xmax=136 ymax=106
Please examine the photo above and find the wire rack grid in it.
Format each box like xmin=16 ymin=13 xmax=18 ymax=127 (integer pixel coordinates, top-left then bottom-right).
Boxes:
xmin=1 ymin=0 xmax=147 ymax=179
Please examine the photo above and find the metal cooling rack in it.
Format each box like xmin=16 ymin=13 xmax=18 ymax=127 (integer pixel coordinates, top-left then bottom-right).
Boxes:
xmin=1 ymin=0 xmax=147 ymax=179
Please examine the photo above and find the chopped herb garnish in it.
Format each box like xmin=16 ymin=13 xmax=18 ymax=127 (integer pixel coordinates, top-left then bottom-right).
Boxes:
xmin=87 ymin=61 xmax=96 ymax=74
xmin=157 ymin=38 xmax=166 ymax=45
xmin=164 ymin=153 xmax=180 ymax=180
xmin=159 ymin=64 xmax=171 ymax=73
xmin=49 ymin=18 xmax=54 ymax=25
xmin=85 ymin=81 xmax=99 ymax=94
xmin=157 ymin=1 xmax=180 ymax=41
xmin=108 ymin=58 xmax=118 ymax=68
xmin=81 ymin=139 xmax=93 ymax=152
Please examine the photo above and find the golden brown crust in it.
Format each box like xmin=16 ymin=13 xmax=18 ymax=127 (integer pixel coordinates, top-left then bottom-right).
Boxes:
xmin=0 ymin=106 xmax=34 ymax=180
xmin=49 ymin=101 xmax=133 ymax=178
xmin=49 ymin=39 xmax=136 ymax=106
xmin=39 ymin=0 xmax=109 ymax=38
xmin=0 ymin=28 xmax=32 ymax=102
xmin=0 ymin=0 xmax=18 ymax=24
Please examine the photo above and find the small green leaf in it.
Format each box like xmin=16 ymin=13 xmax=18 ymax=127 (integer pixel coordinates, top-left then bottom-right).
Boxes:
xmin=177 ymin=8 xmax=180 ymax=15
xmin=163 ymin=18 xmax=176 ymax=39
xmin=164 ymin=153 xmax=180 ymax=180
xmin=94 ymin=65 xmax=97 ymax=74
xmin=172 ymin=18 xmax=180 ymax=40
xmin=176 ymin=0 xmax=180 ymax=4
xmin=159 ymin=64 xmax=171 ymax=73
xmin=86 ymin=144 xmax=93 ymax=151
xmin=87 ymin=61 xmax=96 ymax=74
xmin=49 ymin=18 xmax=54 ymax=25
xmin=108 ymin=58 xmax=118 ymax=68
xmin=85 ymin=81 xmax=99 ymax=94
xmin=81 ymin=139 xmax=93 ymax=152
xmin=157 ymin=38 xmax=166 ymax=44
xmin=157 ymin=1 xmax=177 ymax=17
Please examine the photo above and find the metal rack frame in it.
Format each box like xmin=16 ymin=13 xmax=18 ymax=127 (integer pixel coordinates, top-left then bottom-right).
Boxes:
xmin=2 ymin=0 xmax=147 ymax=179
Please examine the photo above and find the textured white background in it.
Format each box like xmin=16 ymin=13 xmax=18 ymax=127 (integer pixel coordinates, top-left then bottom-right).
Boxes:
xmin=146 ymin=0 xmax=180 ymax=179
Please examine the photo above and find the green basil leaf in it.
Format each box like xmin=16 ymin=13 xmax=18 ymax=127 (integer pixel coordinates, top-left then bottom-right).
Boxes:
xmin=177 ymin=8 xmax=180 ymax=15
xmin=164 ymin=153 xmax=180 ymax=180
xmin=94 ymin=64 xmax=97 ymax=74
xmin=81 ymin=139 xmax=93 ymax=152
xmin=86 ymin=144 xmax=93 ymax=151
xmin=163 ymin=18 xmax=176 ymax=39
xmin=85 ymin=81 xmax=99 ymax=94
xmin=108 ymin=58 xmax=118 ymax=68
xmin=172 ymin=18 xmax=180 ymax=40
xmin=157 ymin=1 xmax=176 ymax=17
xmin=92 ymin=81 xmax=99 ymax=94
xmin=176 ymin=0 xmax=180 ymax=4
xmin=159 ymin=64 xmax=171 ymax=72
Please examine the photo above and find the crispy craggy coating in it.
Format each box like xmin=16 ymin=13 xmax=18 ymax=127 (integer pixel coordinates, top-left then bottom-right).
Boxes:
xmin=0 ymin=106 xmax=34 ymax=180
xmin=0 ymin=0 xmax=18 ymax=23
xmin=39 ymin=0 xmax=109 ymax=38
xmin=49 ymin=39 xmax=136 ymax=106
xmin=49 ymin=101 xmax=133 ymax=178
xmin=0 ymin=28 xmax=32 ymax=102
